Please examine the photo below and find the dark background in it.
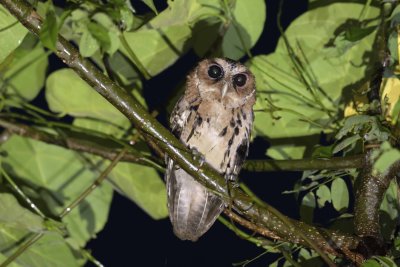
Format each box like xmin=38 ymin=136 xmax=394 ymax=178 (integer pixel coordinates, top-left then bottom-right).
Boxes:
xmin=85 ymin=1 xmax=309 ymax=266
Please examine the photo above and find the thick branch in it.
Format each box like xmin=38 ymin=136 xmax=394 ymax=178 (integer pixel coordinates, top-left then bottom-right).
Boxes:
xmin=223 ymin=209 xmax=281 ymax=240
xmin=352 ymin=1 xmax=398 ymax=257
xmin=353 ymin=150 xmax=399 ymax=256
xmin=244 ymin=155 xmax=364 ymax=171
xmin=0 ymin=0 xmax=367 ymax=263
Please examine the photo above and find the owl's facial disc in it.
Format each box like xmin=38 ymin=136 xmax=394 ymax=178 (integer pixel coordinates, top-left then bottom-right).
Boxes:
xmin=195 ymin=58 xmax=256 ymax=108
xmin=221 ymin=82 xmax=229 ymax=98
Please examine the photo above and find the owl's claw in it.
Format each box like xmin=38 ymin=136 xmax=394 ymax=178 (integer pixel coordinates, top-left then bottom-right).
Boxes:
xmin=224 ymin=173 xmax=238 ymax=183
xmin=230 ymin=181 xmax=240 ymax=188
xmin=190 ymin=147 xmax=205 ymax=167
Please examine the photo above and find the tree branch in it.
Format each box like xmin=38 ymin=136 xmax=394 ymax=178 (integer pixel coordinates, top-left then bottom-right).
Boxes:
xmin=0 ymin=118 xmax=165 ymax=172
xmin=244 ymin=155 xmax=364 ymax=171
xmin=353 ymin=149 xmax=399 ymax=256
xmin=0 ymin=117 xmax=365 ymax=172
xmin=0 ymin=116 xmax=365 ymax=172
xmin=352 ymin=0 xmax=398 ymax=257
xmin=0 ymin=0 xmax=373 ymax=264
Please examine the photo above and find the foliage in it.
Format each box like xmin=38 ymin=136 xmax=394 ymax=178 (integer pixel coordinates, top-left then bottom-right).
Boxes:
xmin=1 ymin=0 xmax=400 ymax=266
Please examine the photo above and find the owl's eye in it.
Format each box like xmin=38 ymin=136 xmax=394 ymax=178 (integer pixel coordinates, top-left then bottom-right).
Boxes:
xmin=233 ymin=74 xmax=247 ymax=87
xmin=208 ymin=65 xmax=223 ymax=79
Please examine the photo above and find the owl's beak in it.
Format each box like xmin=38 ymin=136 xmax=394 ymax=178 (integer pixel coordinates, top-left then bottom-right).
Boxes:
xmin=221 ymin=82 xmax=229 ymax=99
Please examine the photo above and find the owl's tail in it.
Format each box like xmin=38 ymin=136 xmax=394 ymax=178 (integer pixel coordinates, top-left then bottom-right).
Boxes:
xmin=166 ymin=162 xmax=224 ymax=241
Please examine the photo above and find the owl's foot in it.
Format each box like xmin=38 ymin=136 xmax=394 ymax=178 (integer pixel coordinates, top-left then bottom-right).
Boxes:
xmin=230 ymin=180 xmax=240 ymax=188
xmin=190 ymin=147 xmax=205 ymax=167
xmin=224 ymin=173 xmax=239 ymax=183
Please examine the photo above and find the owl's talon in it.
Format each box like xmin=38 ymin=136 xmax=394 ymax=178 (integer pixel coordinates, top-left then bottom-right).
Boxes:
xmin=190 ymin=147 xmax=205 ymax=166
xmin=224 ymin=173 xmax=238 ymax=182
xmin=229 ymin=180 xmax=240 ymax=188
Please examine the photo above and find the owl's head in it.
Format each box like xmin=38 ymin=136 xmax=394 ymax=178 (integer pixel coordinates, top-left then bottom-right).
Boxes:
xmin=189 ymin=58 xmax=256 ymax=108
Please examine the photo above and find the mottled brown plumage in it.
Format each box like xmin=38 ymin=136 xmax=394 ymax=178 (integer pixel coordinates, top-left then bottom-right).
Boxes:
xmin=165 ymin=58 xmax=256 ymax=241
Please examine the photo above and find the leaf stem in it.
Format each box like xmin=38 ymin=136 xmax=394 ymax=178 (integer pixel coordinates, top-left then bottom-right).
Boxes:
xmin=59 ymin=147 xmax=127 ymax=218
xmin=0 ymin=117 xmax=165 ymax=172
xmin=0 ymin=168 xmax=46 ymax=219
xmin=0 ymin=232 xmax=44 ymax=267
xmin=244 ymin=155 xmax=364 ymax=172
xmin=221 ymin=0 xmax=252 ymax=58
xmin=0 ymin=135 xmax=128 ymax=266
xmin=119 ymin=32 xmax=151 ymax=79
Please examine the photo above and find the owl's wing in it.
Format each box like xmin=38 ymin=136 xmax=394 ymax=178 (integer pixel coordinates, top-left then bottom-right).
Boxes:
xmin=229 ymin=137 xmax=250 ymax=180
xmin=169 ymin=96 xmax=189 ymax=140
xmin=226 ymin=111 xmax=253 ymax=181
xmin=166 ymin=164 xmax=224 ymax=241
xmin=165 ymin=97 xmax=224 ymax=241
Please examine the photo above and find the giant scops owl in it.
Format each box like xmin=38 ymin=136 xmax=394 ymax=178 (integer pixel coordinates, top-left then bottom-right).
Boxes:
xmin=165 ymin=58 xmax=256 ymax=241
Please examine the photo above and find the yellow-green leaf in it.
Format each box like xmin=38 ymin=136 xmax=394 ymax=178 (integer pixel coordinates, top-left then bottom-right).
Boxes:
xmin=0 ymin=6 xmax=28 ymax=63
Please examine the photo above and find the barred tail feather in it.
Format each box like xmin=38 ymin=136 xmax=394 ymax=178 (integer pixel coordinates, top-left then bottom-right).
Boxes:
xmin=166 ymin=161 xmax=224 ymax=241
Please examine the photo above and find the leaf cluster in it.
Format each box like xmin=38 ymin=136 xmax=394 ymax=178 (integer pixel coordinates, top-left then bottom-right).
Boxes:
xmin=2 ymin=0 xmax=400 ymax=266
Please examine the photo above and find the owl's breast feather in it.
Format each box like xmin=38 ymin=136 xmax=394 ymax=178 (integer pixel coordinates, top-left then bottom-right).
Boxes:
xmin=182 ymin=100 xmax=251 ymax=174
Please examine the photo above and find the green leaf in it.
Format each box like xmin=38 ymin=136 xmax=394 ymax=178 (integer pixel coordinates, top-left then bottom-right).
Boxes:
xmin=73 ymin=117 xmax=128 ymax=137
xmin=87 ymin=22 xmax=111 ymax=52
xmin=331 ymin=178 xmax=349 ymax=212
xmin=1 ymin=136 xmax=113 ymax=250
xmin=266 ymin=145 xmax=306 ymax=160
xmin=372 ymin=256 xmax=397 ymax=267
xmin=0 ymin=6 xmax=28 ymax=63
xmin=120 ymin=0 xmax=223 ymax=75
xmin=0 ymin=193 xmax=44 ymax=233
xmin=2 ymin=37 xmax=48 ymax=101
xmin=387 ymin=30 xmax=398 ymax=63
xmin=148 ymin=0 xmax=219 ymax=28
xmin=345 ymin=25 xmax=376 ymax=42
xmin=297 ymin=248 xmax=322 ymax=266
xmin=108 ymin=162 xmax=168 ymax=219
xmin=333 ymin=135 xmax=361 ymax=154
xmin=335 ymin=115 xmax=371 ymax=139
xmin=0 ymin=253 xmax=22 ymax=267
xmin=73 ymin=117 xmax=166 ymax=219
xmin=45 ymin=68 xmax=129 ymax=128
xmin=0 ymin=228 xmax=80 ymax=267
xmin=107 ymin=51 xmax=143 ymax=88
xmin=390 ymin=4 xmax=400 ymax=25
xmin=121 ymin=24 xmax=192 ymax=76
xmin=63 ymin=183 xmax=113 ymax=249
xmin=362 ymin=259 xmax=380 ymax=267
xmin=222 ymin=0 xmax=266 ymax=59
xmin=141 ymin=0 xmax=158 ymax=14
xmin=373 ymin=142 xmax=400 ymax=175
xmin=249 ymin=3 xmax=379 ymax=139
xmin=311 ymin=145 xmax=333 ymax=159
xmin=192 ymin=17 xmax=222 ymax=57
xmin=300 ymin=191 xmax=315 ymax=224
xmin=91 ymin=13 xmax=120 ymax=55
xmin=79 ymin=28 xmax=100 ymax=57
xmin=380 ymin=181 xmax=398 ymax=240
xmin=39 ymin=3 xmax=58 ymax=51
xmin=335 ymin=115 xmax=389 ymax=144
xmin=315 ymin=185 xmax=331 ymax=208
xmin=390 ymin=97 xmax=400 ymax=125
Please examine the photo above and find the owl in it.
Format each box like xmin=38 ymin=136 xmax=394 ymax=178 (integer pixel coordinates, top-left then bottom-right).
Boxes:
xmin=165 ymin=58 xmax=256 ymax=241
